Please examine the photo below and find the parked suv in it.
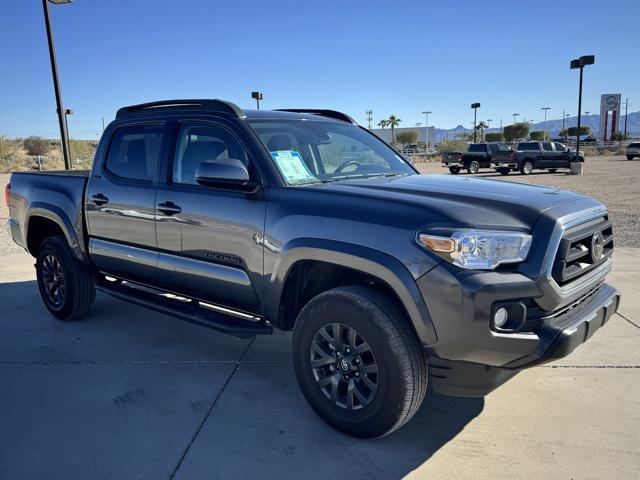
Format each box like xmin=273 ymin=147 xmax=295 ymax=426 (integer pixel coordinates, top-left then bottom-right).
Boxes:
xmin=513 ymin=141 xmax=584 ymax=174
xmin=6 ymin=100 xmax=619 ymax=437
xmin=627 ymin=142 xmax=640 ymax=160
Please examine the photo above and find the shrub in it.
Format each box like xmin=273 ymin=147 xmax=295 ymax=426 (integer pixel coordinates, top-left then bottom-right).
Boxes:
xmin=485 ymin=132 xmax=504 ymax=142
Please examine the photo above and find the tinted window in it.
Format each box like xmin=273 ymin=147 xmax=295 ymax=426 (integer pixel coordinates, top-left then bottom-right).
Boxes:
xmin=542 ymin=142 xmax=554 ymax=151
xmin=517 ymin=143 xmax=539 ymax=151
xmin=172 ymin=124 xmax=249 ymax=185
xmin=489 ymin=143 xmax=511 ymax=152
xmin=554 ymin=143 xmax=568 ymax=152
xmin=106 ymin=125 xmax=163 ymax=181
xmin=468 ymin=144 xmax=486 ymax=153
xmin=629 ymin=143 xmax=640 ymax=148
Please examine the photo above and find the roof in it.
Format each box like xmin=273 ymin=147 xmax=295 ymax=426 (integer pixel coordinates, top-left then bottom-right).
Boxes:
xmin=115 ymin=99 xmax=356 ymax=124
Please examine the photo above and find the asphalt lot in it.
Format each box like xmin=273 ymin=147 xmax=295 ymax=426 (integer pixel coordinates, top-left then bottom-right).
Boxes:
xmin=1 ymin=158 xmax=639 ymax=479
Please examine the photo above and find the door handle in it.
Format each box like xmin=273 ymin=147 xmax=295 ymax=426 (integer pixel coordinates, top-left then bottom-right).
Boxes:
xmin=90 ymin=193 xmax=109 ymax=205
xmin=158 ymin=201 xmax=182 ymax=216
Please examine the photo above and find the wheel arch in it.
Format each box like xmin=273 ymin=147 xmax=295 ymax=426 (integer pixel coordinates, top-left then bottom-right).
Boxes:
xmin=25 ymin=204 xmax=86 ymax=261
xmin=266 ymin=239 xmax=437 ymax=345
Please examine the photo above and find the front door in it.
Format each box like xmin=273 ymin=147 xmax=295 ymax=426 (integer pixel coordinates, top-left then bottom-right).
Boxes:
xmin=85 ymin=123 xmax=166 ymax=284
xmin=540 ymin=142 xmax=555 ymax=168
xmin=155 ymin=121 xmax=266 ymax=314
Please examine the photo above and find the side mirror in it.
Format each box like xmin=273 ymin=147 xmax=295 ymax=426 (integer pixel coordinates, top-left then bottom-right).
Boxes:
xmin=195 ymin=159 xmax=258 ymax=191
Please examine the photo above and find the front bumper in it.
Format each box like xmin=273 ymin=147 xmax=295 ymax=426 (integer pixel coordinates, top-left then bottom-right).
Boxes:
xmin=418 ymin=263 xmax=620 ymax=396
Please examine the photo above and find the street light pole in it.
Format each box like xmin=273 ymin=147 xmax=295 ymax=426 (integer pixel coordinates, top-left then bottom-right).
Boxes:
xmin=42 ymin=0 xmax=72 ymax=170
xmin=422 ymin=111 xmax=431 ymax=151
xmin=471 ymin=103 xmax=480 ymax=143
xmin=623 ymin=98 xmax=629 ymax=139
xmin=251 ymin=91 xmax=263 ymax=109
xmin=541 ymin=107 xmax=550 ymax=139
xmin=512 ymin=113 xmax=519 ymax=125
xmin=570 ymin=55 xmax=595 ymax=161
xmin=365 ymin=110 xmax=373 ymax=129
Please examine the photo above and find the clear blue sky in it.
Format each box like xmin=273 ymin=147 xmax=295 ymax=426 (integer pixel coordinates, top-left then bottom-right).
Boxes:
xmin=1 ymin=0 xmax=638 ymax=139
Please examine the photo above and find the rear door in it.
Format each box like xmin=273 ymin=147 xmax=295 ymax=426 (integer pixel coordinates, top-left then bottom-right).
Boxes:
xmin=85 ymin=123 xmax=167 ymax=284
xmin=154 ymin=120 xmax=266 ymax=314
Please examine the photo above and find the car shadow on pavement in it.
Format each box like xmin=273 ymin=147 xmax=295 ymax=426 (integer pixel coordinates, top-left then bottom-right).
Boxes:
xmin=0 ymin=280 xmax=485 ymax=479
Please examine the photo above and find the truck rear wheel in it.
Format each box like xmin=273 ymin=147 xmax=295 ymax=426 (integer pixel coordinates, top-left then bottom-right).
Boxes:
xmin=467 ymin=161 xmax=480 ymax=174
xmin=36 ymin=235 xmax=96 ymax=320
xmin=292 ymin=286 xmax=428 ymax=438
xmin=449 ymin=167 xmax=460 ymax=174
xmin=520 ymin=161 xmax=533 ymax=175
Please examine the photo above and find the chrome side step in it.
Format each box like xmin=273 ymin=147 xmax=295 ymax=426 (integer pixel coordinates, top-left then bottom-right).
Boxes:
xmin=96 ymin=277 xmax=272 ymax=339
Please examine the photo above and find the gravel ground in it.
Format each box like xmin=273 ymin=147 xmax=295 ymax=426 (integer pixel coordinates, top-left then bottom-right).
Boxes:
xmin=416 ymin=155 xmax=640 ymax=247
xmin=1 ymin=155 xmax=638 ymax=252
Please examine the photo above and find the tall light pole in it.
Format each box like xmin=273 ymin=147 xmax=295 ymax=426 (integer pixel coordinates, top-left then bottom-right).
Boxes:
xmin=570 ymin=55 xmax=595 ymax=159
xmin=251 ymin=91 xmax=263 ymax=109
xmin=471 ymin=103 xmax=480 ymax=143
xmin=365 ymin=110 xmax=373 ymax=129
xmin=541 ymin=107 xmax=551 ymax=139
xmin=422 ymin=111 xmax=431 ymax=150
xmin=42 ymin=0 xmax=73 ymax=170
xmin=64 ymin=108 xmax=73 ymax=161
xmin=623 ymin=98 xmax=629 ymax=139
xmin=487 ymin=119 xmax=493 ymax=130
xmin=512 ymin=113 xmax=519 ymax=125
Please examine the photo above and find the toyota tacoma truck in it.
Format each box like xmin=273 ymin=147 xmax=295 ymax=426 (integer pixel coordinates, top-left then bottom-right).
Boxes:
xmin=441 ymin=142 xmax=513 ymax=174
xmin=6 ymin=100 xmax=620 ymax=438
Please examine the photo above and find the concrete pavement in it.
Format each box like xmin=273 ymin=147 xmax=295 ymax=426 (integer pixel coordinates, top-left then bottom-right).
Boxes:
xmin=0 ymin=250 xmax=638 ymax=479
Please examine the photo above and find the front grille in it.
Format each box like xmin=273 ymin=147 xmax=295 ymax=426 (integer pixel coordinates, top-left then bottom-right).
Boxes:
xmin=552 ymin=215 xmax=613 ymax=286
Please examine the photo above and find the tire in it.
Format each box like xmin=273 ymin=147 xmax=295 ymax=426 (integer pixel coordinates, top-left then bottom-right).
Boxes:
xmin=628 ymin=156 xmax=635 ymax=161
xmin=547 ymin=168 xmax=557 ymax=173
xmin=36 ymin=235 xmax=96 ymax=320
xmin=292 ymin=286 xmax=428 ymax=438
xmin=520 ymin=161 xmax=533 ymax=175
xmin=467 ymin=161 xmax=480 ymax=174
xmin=497 ymin=168 xmax=510 ymax=176
xmin=449 ymin=167 xmax=460 ymax=174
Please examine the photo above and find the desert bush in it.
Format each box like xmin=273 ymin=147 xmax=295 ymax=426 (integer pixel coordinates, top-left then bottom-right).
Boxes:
xmin=23 ymin=136 xmax=50 ymax=157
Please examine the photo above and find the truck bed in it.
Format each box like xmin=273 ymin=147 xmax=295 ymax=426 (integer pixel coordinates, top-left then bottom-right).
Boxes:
xmin=7 ymin=170 xmax=89 ymax=256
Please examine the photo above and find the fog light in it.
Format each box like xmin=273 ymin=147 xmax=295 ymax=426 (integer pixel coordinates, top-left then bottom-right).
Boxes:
xmin=494 ymin=307 xmax=509 ymax=328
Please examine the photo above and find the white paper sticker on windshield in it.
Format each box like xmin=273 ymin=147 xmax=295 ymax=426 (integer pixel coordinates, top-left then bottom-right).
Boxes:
xmin=270 ymin=150 xmax=317 ymax=185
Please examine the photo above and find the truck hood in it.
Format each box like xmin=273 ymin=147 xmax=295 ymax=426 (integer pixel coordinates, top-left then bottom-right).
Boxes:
xmin=318 ymin=174 xmax=598 ymax=231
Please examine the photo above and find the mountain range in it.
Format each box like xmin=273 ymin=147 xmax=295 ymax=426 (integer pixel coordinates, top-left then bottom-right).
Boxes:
xmin=436 ymin=111 xmax=640 ymax=140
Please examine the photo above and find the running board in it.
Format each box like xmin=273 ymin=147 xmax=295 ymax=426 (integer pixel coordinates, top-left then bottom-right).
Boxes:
xmin=96 ymin=278 xmax=272 ymax=339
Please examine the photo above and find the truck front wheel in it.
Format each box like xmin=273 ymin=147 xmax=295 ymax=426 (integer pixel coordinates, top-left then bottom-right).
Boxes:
xmin=36 ymin=235 xmax=96 ymax=320
xmin=467 ymin=161 xmax=480 ymax=174
xmin=292 ymin=286 xmax=428 ymax=438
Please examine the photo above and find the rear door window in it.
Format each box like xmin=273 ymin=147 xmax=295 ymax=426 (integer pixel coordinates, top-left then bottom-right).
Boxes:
xmin=542 ymin=142 xmax=554 ymax=151
xmin=106 ymin=125 xmax=163 ymax=181
xmin=468 ymin=144 xmax=486 ymax=153
xmin=518 ymin=143 xmax=539 ymax=151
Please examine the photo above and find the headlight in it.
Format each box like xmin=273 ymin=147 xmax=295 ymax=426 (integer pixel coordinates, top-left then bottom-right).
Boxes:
xmin=417 ymin=230 xmax=532 ymax=269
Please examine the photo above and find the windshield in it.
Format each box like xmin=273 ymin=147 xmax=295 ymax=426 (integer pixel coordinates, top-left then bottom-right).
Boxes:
xmin=248 ymin=119 xmax=415 ymax=184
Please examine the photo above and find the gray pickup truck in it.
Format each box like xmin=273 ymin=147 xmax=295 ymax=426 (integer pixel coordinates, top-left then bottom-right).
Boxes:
xmin=6 ymin=100 xmax=620 ymax=438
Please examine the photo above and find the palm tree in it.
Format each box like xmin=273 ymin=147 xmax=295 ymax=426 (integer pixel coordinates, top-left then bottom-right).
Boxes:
xmin=476 ymin=121 xmax=488 ymax=142
xmin=388 ymin=115 xmax=401 ymax=144
xmin=377 ymin=119 xmax=389 ymax=129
